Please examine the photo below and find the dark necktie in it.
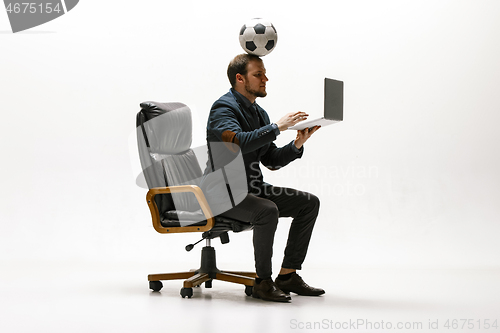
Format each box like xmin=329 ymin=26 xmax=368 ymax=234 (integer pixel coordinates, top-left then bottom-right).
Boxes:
xmin=250 ymin=104 xmax=261 ymax=129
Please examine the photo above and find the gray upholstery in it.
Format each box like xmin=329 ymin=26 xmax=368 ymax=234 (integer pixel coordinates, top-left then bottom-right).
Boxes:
xmin=136 ymin=102 xmax=201 ymax=224
xmin=151 ymin=150 xmax=203 ymax=212
xmin=140 ymin=102 xmax=192 ymax=154
xmin=136 ymin=101 xmax=251 ymax=232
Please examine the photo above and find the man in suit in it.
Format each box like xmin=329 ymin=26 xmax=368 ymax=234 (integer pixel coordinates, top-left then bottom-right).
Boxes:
xmin=205 ymin=53 xmax=324 ymax=302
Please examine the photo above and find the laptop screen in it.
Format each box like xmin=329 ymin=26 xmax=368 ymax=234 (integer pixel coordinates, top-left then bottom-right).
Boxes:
xmin=325 ymin=78 xmax=343 ymax=121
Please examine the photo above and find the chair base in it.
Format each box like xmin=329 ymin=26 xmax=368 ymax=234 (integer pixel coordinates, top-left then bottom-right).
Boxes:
xmin=148 ymin=246 xmax=256 ymax=297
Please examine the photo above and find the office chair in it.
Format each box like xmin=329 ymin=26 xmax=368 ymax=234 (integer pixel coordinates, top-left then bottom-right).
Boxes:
xmin=136 ymin=101 xmax=256 ymax=298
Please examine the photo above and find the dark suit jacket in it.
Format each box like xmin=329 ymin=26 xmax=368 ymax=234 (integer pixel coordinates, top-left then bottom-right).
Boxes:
xmin=205 ymin=89 xmax=303 ymax=195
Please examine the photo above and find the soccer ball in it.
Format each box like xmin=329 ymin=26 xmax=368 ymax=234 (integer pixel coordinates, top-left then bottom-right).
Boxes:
xmin=239 ymin=18 xmax=278 ymax=56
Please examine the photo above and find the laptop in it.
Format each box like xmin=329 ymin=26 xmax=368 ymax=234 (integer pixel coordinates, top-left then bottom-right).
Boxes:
xmin=288 ymin=78 xmax=343 ymax=130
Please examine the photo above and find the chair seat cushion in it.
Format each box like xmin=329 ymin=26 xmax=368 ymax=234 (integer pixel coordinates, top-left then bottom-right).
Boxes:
xmin=161 ymin=210 xmax=252 ymax=233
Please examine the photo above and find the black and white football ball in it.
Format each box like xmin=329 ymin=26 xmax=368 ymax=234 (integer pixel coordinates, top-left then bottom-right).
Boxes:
xmin=239 ymin=18 xmax=278 ymax=56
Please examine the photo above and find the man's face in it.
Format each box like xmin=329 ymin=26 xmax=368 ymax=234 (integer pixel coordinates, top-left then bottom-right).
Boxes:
xmin=243 ymin=59 xmax=268 ymax=98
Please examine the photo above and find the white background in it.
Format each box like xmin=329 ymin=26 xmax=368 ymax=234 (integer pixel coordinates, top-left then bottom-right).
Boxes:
xmin=1 ymin=0 xmax=499 ymax=282
xmin=2 ymin=1 xmax=500 ymax=332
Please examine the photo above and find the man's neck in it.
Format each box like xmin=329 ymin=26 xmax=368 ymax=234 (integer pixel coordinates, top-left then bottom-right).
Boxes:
xmin=234 ymin=87 xmax=256 ymax=104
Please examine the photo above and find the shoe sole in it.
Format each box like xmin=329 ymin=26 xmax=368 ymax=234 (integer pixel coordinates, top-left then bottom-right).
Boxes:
xmin=277 ymin=288 xmax=325 ymax=296
xmin=252 ymin=292 xmax=291 ymax=302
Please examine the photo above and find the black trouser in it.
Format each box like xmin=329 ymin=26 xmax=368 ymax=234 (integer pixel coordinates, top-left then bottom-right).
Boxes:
xmin=220 ymin=185 xmax=320 ymax=280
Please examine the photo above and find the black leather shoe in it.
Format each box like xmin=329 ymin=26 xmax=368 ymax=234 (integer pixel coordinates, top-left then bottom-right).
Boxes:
xmin=275 ymin=273 xmax=325 ymax=296
xmin=252 ymin=279 xmax=291 ymax=302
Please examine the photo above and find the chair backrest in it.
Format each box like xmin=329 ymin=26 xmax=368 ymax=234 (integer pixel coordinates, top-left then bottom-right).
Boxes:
xmin=136 ymin=102 xmax=202 ymax=215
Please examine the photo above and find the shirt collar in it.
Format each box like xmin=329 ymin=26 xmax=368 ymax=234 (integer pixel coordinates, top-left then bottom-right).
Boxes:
xmin=230 ymin=88 xmax=254 ymax=111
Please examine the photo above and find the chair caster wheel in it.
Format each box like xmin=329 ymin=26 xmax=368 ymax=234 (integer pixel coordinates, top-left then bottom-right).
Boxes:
xmin=149 ymin=281 xmax=163 ymax=292
xmin=205 ymin=280 xmax=212 ymax=288
xmin=180 ymin=287 xmax=193 ymax=298
xmin=245 ymin=285 xmax=253 ymax=296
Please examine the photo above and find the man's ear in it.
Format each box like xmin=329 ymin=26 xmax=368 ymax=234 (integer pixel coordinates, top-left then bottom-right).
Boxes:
xmin=236 ymin=73 xmax=245 ymax=84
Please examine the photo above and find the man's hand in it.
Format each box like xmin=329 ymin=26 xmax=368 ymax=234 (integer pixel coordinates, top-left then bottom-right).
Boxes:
xmin=294 ymin=126 xmax=320 ymax=149
xmin=276 ymin=111 xmax=309 ymax=131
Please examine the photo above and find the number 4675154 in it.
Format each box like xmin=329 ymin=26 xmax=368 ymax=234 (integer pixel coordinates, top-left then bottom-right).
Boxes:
xmin=6 ymin=3 xmax=62 ymax=14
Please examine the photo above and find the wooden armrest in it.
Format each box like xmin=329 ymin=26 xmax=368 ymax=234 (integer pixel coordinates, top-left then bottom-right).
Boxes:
xmin=146 ymin=185 xmax=215 ymax=234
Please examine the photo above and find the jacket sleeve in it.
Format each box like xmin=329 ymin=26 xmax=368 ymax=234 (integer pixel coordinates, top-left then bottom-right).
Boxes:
xmin=208 ymin=98 xmax=277 ymax=154
xmin=260 ymin=140 xmax=303 ymax=170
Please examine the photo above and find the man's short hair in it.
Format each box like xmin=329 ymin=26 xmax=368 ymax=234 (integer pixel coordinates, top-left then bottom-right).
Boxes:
xmin=227 ymin=53 xmax=262 ymax=88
